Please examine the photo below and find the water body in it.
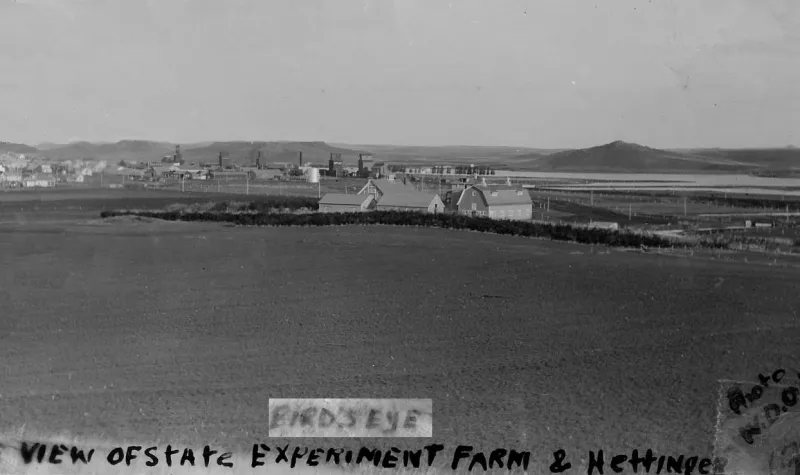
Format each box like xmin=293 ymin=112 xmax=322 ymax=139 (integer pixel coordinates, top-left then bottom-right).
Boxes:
xmin=495 ymin=171 xmax=800 ymax=189
xmin=534 ymin=186 xmax=800 ymax=197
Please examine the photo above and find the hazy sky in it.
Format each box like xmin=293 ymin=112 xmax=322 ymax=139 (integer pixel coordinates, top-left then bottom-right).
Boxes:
xmin=1 ymin=0 xmax=798 ymax=148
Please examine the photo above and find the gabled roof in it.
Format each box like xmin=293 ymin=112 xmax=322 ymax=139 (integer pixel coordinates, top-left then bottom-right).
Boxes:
xmin=319 ymin=193 xmax=373 ymax=206
xmin=457 ymin=185 xmax=532 ymax=206
xmin=377 ymin=192 xmax=441 ymax=208
xmin=360 ymin=178 xmax=416 ymax=195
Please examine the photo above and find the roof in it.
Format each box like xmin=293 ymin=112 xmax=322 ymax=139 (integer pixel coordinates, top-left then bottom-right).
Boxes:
xmin=363 ymin=178 xmax=416 ymax=195
xmin=459 ymin=186 xmax=532 ymax=206
xmin=377 ymin=192 xmax=441 ymax=208
xmin=319 ymin=193 xmax=373 ymax=206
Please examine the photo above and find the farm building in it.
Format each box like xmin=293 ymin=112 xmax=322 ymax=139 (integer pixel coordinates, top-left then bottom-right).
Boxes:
xmin=451 ymin=185 xmax=532 ymax=220
xmin=376 ymin=192 xmax=444 ymax=213
xmin=357 ymin=177 xmax=416 ymax=201
xmin=318 ymin=193 xmax=376 ymax=213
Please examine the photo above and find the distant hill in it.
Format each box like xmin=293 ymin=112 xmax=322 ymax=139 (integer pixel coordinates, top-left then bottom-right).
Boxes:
xmin=181 ymin=141 xmax=366 ymax=166
xmin=39 ymin=140 xmax=176 ymax=162
xmin=333 ymin=144 xmax=562 ymax=168
xmin=0 ymin=142 xmax=38 ymax=154
xmin=512 ymin=141 xmax=760 ymax=173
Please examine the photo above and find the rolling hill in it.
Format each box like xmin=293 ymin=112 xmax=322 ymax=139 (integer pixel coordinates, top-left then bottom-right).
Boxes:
xmin=0 ymin=142 xmax=38 ymax=154
xmin=37 ymin=140 xmax=176 ymax=163
xmin=511 ymin=141 xmax=761 ymax=173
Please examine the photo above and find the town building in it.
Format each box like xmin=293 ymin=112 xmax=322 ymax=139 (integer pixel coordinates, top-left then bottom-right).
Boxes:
xmin=371 ymin=162 xmax=389 ymax=178
xmin=451 ymin=185 xmax=532 ymax=220
xmin=22 ymin=174 xmax=57 ymax=188
xmin=318 ymin=193 xmax=376 ymax=213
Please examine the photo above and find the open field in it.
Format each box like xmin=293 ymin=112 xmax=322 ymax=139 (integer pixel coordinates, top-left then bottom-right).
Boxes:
xmin=1 ymin=191 xmax=800 ymax=473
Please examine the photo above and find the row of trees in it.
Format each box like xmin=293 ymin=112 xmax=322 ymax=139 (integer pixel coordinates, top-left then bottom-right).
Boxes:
xmin=101 ymin=206 xmax=681 ymax=249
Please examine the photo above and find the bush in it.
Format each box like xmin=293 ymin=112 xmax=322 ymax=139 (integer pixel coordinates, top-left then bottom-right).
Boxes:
xmin=99 ymin=208 xmax=682 ymax=249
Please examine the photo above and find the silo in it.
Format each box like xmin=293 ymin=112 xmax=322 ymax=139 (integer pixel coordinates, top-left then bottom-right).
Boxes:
xmin=307 ymin=167 xmax=320 ymax=183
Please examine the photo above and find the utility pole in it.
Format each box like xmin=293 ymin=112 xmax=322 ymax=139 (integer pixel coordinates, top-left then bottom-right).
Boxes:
xmin=246 ymin=172 xmax=249 ymax=196
xmin=629 ymin=203 xmax=632 ymax=220
xmin=684 ymin=196 xmax=687 ymax=217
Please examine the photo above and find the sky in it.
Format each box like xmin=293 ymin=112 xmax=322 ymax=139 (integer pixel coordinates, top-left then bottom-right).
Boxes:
xmin=1 ymin=0 xmax=798 ymax=149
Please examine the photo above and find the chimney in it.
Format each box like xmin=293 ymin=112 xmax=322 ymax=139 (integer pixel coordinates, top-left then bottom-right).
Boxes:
xmin=218 ymin=152 xmax=223 ymax=169
xmin=299 ymin=151 xmax=303 ymax=168
xmin=358 ymin=154 xmax=364 ymax=174
xmin=329 ymin=154 xmax=335 ymax=175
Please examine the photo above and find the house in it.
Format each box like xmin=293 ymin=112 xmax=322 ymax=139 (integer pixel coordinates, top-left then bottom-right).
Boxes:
xmin=37 ymin=164 xmax=52 ymax=174
xmin=0 ymin=172 xmax=23 ymax=184
xmin=318 ymin=193 xmax=376 ymax=213
xmin=357 ymin=177 xmax=416 ymax=201
xmin=22 ymin=174 xmax=57 ymax=188
xmin=376 ymin=192 xmax=445 ymax=213
xmin=452 ymin=185 xmax=532 ymax=220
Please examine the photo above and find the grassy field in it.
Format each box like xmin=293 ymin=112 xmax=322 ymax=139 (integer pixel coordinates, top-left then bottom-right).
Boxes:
xmin=1 ymin=189 xmax=799 ymax=474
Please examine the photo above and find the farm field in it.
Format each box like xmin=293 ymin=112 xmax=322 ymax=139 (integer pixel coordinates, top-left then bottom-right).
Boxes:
xmin=1 ymin=196 xmax=799 ymax=473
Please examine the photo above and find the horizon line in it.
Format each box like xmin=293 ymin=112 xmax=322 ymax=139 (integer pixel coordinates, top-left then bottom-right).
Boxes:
xmin=6 ymin=139 xmax=799 ymax=152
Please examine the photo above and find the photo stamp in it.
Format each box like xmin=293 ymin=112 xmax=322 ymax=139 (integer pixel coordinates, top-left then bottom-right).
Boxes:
xmin=268 ymin=398 xmax=433 ymax=438
xmin=714 ymin=371 xmax=800 ymax=475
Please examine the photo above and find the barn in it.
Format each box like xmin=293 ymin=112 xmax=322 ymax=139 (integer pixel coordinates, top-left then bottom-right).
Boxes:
xmin=357 ymin=177 xmax=416 ymax=201
xmin=376 ymin=192 xmax=444 ymax=213
xmin=453 ymin=185 xmax=532 ymax=220
xmin=318 ymin=193 xmax=376 ymax=213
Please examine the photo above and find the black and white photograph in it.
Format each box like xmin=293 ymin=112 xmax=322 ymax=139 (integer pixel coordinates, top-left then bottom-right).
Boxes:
xmin=1 ymin=1 xmax=799 ymax=474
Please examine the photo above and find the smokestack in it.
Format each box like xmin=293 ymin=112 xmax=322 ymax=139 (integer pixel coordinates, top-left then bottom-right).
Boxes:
xmin=299 ymin=151 xmax=303 ymax=168
xmin=219 ymin=152 xmax=223 ymax=169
